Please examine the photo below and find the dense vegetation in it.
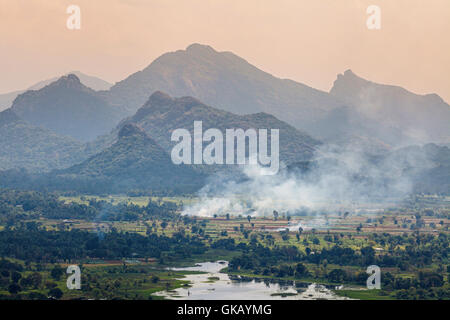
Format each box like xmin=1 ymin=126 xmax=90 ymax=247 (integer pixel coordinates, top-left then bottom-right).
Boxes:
xmin=228 ymin=233 xmax=449 ymax=271
xmin=226 ymin=232 xmax=449 ymax=299
xmin=0 ymin=189 xmax=180 ymax=223
xmin=0 ymin=227 xmax=206 ymax=263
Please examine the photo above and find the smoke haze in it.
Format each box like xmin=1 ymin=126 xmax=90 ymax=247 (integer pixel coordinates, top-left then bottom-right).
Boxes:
xmin=182 ymin=143 xmax=431 ymax=218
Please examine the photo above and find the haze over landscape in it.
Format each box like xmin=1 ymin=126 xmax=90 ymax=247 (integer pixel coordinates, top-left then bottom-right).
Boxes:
xmin=1 ymin=42 xmax=449 ymax=196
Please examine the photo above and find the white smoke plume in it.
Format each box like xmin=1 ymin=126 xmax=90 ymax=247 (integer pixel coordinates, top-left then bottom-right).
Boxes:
xmin=182 ymin=143 xmax=430 ymax=218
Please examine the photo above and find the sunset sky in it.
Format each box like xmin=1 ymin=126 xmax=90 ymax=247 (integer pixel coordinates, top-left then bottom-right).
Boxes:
xmin=1 ymin=0 xmax=449 ymax=102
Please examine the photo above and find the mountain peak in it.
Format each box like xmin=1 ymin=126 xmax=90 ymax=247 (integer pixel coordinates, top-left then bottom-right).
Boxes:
xmin=336 ymin=69 xmax=365 ymax=82
xmin=185 ymin=43 xmax=217 ymax=54
xmin=177 ymin=95 xmax=203 ymax=107
xmin=331 ymin=69 xmax=369 ymax=95
xmin=24 ymin=72 xmax=111 ymax=92
xmin=147 ymin=91 xmax=173 ymax=105
xmin=343 ymin=69 xmax=356 ymax=76
xmin=57 ymin=73 xmax=81 ymax=84
xmin=118 ymin=123 xmax=147 ymax=139
xmin=48 ymin=73 xmax=84 ymax=90
xmin=133 ymin=92 xmax=204 ymax=123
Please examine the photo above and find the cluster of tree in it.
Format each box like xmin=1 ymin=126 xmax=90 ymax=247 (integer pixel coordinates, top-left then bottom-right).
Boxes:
xmin=229 ymin=233 xmax=449 ymax=273
xmin=0 ymin=168 xmax=200 ymax=196
xmin=393 ymin=286 xmax=450 ymax=300
xmin=229 ymin=244 xmax=305 ymax=270
xmin=210 ymin=238 xmax=247 ymax=251
xmin=382 ymin=271 xmax=450 ymax=299
xmin=0 ymin=189 xmax=97 ymax=223
xmin=256 ymin=263 xmax=311 ymax=279
xmin=324 ymin=268 xmax=450 ymax=298
xmin=382 ymin=271 xmax=445 ymax=290
xmin=0 ymin=189 xmax=181 ymax=224
xmin=0 ymin=227 xmax=206 ymax=263
xmin=85 ymin=198 xmax=179 ymax=221
xmin=0 ymin=259 xmax=73 ymax=300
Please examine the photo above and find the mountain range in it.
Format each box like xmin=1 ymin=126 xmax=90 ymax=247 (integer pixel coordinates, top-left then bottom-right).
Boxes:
xmin=4 ymin=44 xmax=449 ymax=150
xmin=103 ymin=44 xmax=450 ymax=150
xmin=0 ymin=43 xmax=449 ymax=194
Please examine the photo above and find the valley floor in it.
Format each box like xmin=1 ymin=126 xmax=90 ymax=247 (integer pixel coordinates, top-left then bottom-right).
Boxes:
xmin=0 ymin=192 xmax=448 ymax=300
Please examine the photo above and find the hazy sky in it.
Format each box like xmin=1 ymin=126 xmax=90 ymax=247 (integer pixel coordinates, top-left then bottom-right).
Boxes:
xmin=1 ymin=0 xmax=449 ymax=102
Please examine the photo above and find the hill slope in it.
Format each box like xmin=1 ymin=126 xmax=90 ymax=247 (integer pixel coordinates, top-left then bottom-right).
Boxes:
xmin=58 ymin=123 xmax=204 ymax=193
xmin=0 ymin=109 xmax=88 ymax=172
xmin=329 ymin=70 xmax=450 ymax=146
xmin=387 ymin=143 xmax=450 ymax=194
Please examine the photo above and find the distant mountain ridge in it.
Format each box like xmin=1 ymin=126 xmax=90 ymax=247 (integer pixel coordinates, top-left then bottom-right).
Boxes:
xmin=104 ymin=43 xmax=343 ymax=135
xmin=10 ymin=74 xmax=122 ymax=142
xmin=0 ymin=71 xmax=112 ymax=111
xmin=4 ymin=44 xmax=449 ymax=150
xmin=329 ymin=69 xmax=450 ymax=146
xmin=104 ymin=44 xmax=450 ymax=150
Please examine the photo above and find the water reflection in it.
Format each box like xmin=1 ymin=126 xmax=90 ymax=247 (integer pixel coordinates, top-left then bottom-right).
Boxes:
xmin=155 ymin=261 xmax=352 ymax=300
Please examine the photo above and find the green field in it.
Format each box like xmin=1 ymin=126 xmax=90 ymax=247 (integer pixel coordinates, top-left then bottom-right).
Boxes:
xmin=334 ymin=289 xmax=395 ymax=300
